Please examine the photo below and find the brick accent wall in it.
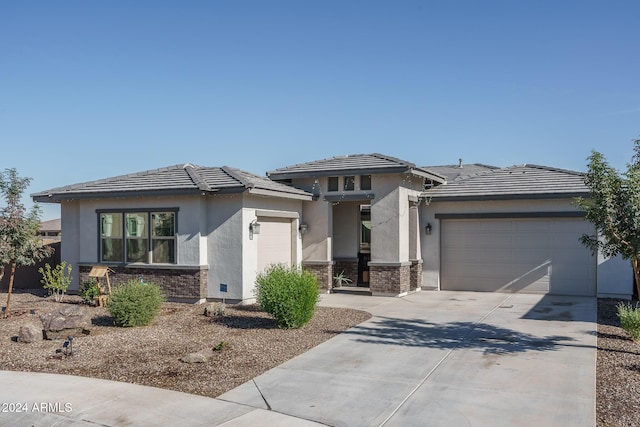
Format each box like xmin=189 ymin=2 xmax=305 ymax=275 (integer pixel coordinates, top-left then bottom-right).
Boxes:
xmin=410 ymin=260 xmax=423 ymax=291
xmin=302 ymin=262 xmax=333 ymax=291
xmin=79 ymin=265 xmax=207 ymax=301
xmin=334 ymin=259 xmax=358 ymax=286
xmin=369 ymin=264 xmax=411 ymax=295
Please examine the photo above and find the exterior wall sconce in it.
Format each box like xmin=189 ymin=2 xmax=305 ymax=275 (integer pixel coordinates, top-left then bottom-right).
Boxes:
xmin=299 ymin=223 xmax=308 ymax=235
xmin=249 ymin=219 xmax=261 ymax=236
xmin=425 ymin=223 xmax=432 ymax=235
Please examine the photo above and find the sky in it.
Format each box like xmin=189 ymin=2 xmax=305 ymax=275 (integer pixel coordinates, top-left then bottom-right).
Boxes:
xmin=1 ymin=1 xmax=639 ymax=221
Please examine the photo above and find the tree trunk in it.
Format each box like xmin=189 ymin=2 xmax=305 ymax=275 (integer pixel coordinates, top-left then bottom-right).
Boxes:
xmin=633 ymin=257 xmax=640 ymax=301
xmin=4 ymin=261 xmax=16 ymax=318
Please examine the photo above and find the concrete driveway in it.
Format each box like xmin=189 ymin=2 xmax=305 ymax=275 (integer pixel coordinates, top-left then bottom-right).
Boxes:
xmin=219 ymin=291 xmax=596 ymax=427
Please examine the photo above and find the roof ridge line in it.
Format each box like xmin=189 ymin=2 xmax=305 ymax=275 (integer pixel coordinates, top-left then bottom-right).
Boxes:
xmin=371 ymin=153 xmax=416 ymax=168
xmin=221 ymin=166 xmax=253 ymax=188
xmin=183 ymin=164 xmax=212 ymax=192
xmin=518 ymin=164 xmax=585 ymax=176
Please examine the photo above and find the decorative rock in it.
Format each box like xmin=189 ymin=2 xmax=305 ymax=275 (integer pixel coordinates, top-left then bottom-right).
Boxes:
xmin=180 ymin=349 xmax=213 ymax=363
xmin=40 ymin=306 xmax=91 ymax=340
xmin=17 ymin=325 xmax=43 ymax=343
xmin=204 ymin=303 xmax=225 ymax=317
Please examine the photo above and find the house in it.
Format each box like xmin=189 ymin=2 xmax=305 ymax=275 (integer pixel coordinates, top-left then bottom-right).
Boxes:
xmin=32 ymin=154 xmax=633 ymax=303
xmin=39 ymin=218 xmax=62 ymax=243
xmin=32 ymin=164 xmax=312 ymax=303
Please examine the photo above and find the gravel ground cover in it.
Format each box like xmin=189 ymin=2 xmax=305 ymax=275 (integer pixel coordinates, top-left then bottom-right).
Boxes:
xmin=597 ymin=298 xmax=640 ymax=427
xmin=1 ymin=290 xmax=639 ymax=425
xmin=0 ymin=290 xmax=371 ymax=398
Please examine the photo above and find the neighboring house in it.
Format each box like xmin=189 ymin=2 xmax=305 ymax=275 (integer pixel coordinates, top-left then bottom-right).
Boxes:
xmin=39 ymin=218 xmax=62 ymax=243
xmin=32 ymin=154 xmax=633 ymax=302
xmin=32 ymin=164 xmax=312 ymax=303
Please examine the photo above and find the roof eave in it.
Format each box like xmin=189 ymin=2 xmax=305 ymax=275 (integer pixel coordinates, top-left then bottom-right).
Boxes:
xmin=424 ymin=192 xmax=590 ymax=202
xmin=31 ymin=188 xmax=218 ymax=203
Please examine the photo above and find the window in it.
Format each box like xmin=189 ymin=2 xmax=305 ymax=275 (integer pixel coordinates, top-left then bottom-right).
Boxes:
xmin=360 ymin=175 xmax=371 ymax=190
xmin=344 ymin=176 xmax=355 ymax=191
xmin=99 ymin=210 xmax=176 ymax=264
xmin=328 ymin=176 xmax=339 ymax=191
xmin=360 ymin=206 xmax=371 ymax=250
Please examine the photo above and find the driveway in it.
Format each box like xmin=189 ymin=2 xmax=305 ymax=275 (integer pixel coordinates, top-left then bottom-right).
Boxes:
xmin=219 ymin=291 xmax=596 ymax=427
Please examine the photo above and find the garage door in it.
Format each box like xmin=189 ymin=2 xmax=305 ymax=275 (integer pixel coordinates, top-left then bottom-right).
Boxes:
xmin=440 ymin=218 xmax=596 ymax=296
xmin=256 ymin=217 xmax=293 ymax=274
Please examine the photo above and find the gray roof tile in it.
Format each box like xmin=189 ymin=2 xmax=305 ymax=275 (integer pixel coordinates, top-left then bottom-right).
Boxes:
xmin=268 ymin=153 xmax=446 ymax=182
xmin=32 ymin=164 xmax=311 ymax=202
xmin=424 ymin=164 xmax=588 ymax=201
xmin=423 ymin=163 xmax=499 ymax=182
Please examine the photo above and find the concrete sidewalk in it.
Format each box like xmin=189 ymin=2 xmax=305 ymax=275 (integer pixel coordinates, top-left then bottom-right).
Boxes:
xmin=0 ymin=291 xmax=596 ymax=426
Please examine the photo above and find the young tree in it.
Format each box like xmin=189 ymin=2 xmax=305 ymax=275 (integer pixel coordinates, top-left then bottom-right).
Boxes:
xmin=575 ymin=139 xmax=640 ymax=298
xmin=0 ymin=168 xmax=52 ymax=317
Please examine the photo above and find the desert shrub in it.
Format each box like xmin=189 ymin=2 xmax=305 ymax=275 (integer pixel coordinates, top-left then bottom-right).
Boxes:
xmin=79 ymin=279 xmax=100 ymax=304
xmin=39 ymin=261 xmax=72 ymax=302
xmin=617 ymin=301 xmax=640 ymax=342
xmin=255 ymin=264 xmax=320 ymax=329
xmin=107 ymin=280 xmax=165 ymax=327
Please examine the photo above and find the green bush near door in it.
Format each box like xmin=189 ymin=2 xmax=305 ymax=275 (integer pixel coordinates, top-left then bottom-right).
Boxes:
xmin=255 ymin=264 xmax=320 ymax=329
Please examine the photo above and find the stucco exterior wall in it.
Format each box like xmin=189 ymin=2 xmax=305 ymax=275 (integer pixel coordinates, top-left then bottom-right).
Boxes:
xmin=333 ymin=202 xmax=359 ymax=258
xmin=60 ymin=201 xmax=80 ymax=290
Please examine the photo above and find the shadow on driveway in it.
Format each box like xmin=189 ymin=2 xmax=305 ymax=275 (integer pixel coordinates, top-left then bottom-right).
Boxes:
xmin=337 ymin=316 xmax=575 ymax=355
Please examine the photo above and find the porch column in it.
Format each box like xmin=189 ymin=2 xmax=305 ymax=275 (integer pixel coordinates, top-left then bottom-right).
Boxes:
xmin=409 ymin=202 xmax=422 ymax=291
xmin=369 ymin=188 xmax=411 ymax=296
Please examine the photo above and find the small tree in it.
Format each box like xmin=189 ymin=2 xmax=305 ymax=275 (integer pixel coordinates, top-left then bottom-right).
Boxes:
xmin=39 ymin=261 xmax=72 ymax=302
xmin=575 ymin=139 xmax=640 ymax=298
xmin=0 ymin=169 xmax=52 ymax=317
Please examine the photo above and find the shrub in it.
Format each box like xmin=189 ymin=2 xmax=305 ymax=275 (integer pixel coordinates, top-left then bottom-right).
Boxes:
xmin=79 ymin=279 xmax=100 ymax=304
xmin=39 ymin=262 xmax=72 ymax=302
xmin=107 ymin=280 xmax=165 ymax=327
xmin=255 ymin=264 xmax=320 ymax=329
xmin=617 ymin=301 xmax=640 ymax=342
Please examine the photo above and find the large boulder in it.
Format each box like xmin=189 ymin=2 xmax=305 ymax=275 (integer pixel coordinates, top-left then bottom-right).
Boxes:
xmin=40 ymin=306 xmax=91 ymax=340
xmin=17 ymin=325 xmax=43 ymax=343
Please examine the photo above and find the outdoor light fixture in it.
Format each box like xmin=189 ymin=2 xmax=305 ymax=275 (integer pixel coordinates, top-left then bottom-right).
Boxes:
xmin=425 ymin=223 xmax=432 ymax=235
xmin=249 ymin=219 xmax=261 ymax=235
xmin=299 ymin=223 xmax=308 ymax=235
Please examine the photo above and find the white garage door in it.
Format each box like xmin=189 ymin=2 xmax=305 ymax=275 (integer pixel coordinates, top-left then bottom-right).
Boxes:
xmin=440 ymin=218 xmax=596 ymax=296
xmin=257 ymin=217 xmax=293 ymax=274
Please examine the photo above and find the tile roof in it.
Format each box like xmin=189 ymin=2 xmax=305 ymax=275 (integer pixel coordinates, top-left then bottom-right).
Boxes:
xmin=32 ymin=164 xmax=312 ymax=202
xmin=423 ymin=163 xmax=499 ymax=182
xmin=39 ymin=218 xmax=61 ymax=231
xmin=267 ymin=153 xmax=446 ymax=182
xmin=424 ymin=164 xmax=589 ymax=201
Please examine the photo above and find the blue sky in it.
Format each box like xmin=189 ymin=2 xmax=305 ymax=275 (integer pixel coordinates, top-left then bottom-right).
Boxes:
xmin=1 ymin=1 xmax=639 ymax=220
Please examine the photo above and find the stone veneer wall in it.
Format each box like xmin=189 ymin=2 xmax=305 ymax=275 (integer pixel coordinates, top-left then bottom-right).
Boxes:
xmin=302 ymin=262 xmax=333 ymax=291
xmin=79 ymin=265 xmax=207 ymax=301
xmin=410 ymin=260 xmax=423 ymax=291
xmin=333 ymin=259 xmax=358 ymax=286
xmin=369 ymin=264 xmax=411 ymax=295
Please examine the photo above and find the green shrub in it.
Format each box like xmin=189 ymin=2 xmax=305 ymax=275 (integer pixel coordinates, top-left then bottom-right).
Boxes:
xmin=255 ymin=264 xmax=320 ymax=329
xmin=107 ymin=280 xmax=165 ymax=327
xmin=617 ymin=301 xmax=640 ymax=342
xmin=39 ymin=262 xmax=72 ymax=302
xmin=79 ymin=279 xmax=100 ymax=304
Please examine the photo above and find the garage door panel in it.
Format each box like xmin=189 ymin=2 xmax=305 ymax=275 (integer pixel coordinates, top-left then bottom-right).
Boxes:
xmin=257 ymin=217 xmax=292 ymax=274
xmin=441 ymin=218 xmax=596 ymax=296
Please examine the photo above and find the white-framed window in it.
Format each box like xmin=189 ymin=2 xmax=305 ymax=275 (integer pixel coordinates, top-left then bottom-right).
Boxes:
xmin=99 ymin=210 xmax=177 ymax=264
